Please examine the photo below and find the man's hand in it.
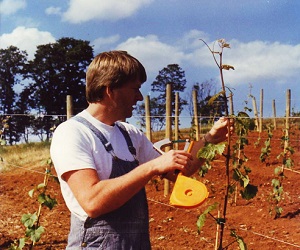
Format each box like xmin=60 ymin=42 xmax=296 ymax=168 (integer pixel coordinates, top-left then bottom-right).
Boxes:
xmin=204 ymin=117 xmax=234 ymax=144
xmin=151 ymin=150 xmax=193 ymax=176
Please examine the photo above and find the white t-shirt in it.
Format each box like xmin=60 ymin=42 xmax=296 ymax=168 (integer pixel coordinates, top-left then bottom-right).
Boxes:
xmin=50 ymin=110 xmax=159 ymax=220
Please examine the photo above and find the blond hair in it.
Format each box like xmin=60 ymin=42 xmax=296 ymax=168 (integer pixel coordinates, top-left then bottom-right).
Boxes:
xmin=86 ymin=50 xmax=147 ymax=103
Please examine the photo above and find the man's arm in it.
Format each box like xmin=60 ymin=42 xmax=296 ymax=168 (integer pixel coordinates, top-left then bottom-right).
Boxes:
xmin=63 ymin=148 xmax=193 ymax=218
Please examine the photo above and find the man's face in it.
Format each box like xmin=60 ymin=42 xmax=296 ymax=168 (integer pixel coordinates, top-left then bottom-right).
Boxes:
xmin=111 ymin=79 xmax=144 ymax=120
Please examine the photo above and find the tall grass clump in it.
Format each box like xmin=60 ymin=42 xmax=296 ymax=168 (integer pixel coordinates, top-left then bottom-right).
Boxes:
xmin=0 ymin=142 xmax=50 ymax=172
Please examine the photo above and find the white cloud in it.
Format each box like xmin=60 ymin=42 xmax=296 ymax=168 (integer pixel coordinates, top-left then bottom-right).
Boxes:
xmin=0 ymin=26 xmax=56 ymax=59
xmin=116 ymin=35 xmax=185 ymax=76
xmin=62 ymin=0 xmax=153 ymax=23
xmin=177 ymin=30 xmax=210 ymax=50
xmin=15 ymin=17 xmax=40 ymax=28
xmin=114 ymin=31 xmax=300 ymax=88
xmin=164 ymin=33 xmax=300 ymax=87
xmin=0 ymin=0 xmax=26 ymax=15
xmin=222 ymin=40 xmax=300 ymax=85
xmin=45 ymin=6 xmax=62 ymax=16
xmin=92 ymin=35 xmax=120 ymax=52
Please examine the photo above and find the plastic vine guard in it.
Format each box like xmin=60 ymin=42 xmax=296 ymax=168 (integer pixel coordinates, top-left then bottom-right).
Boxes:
xmin=169 ymin=141 xmax=209 ymax=208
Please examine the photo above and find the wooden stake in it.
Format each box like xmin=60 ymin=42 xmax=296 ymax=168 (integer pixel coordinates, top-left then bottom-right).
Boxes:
xmin=145 ymin=95 xmax=152 ymax=141
xmin=164 ymin=83 xmax=172 ymax=196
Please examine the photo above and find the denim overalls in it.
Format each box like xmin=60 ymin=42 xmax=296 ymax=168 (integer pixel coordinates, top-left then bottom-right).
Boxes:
xmin=67 ymin=117 xmax=151 ymax=249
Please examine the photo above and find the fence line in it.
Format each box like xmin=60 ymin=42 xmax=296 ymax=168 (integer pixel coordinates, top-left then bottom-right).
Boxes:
xmin=2 ymin=113 xmax=300 ymax=119
xmin=1 ymin=88 xmax=300 ymax=144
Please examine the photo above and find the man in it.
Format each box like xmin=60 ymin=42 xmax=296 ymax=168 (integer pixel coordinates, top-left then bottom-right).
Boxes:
xmin=50 ymin=50 xmax=232 ymax=249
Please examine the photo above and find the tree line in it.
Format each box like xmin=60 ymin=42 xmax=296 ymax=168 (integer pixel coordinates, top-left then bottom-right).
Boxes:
xmin=0 ymin=37 xmax=224 ymax=145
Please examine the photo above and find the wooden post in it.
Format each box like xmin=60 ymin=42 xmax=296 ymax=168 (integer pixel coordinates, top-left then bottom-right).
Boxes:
xmin=192 ymin=90 xmax=199 ymax=140
xmin=66 ymin=95 xmax=73 ymax=120
xmin=164 ymin=83 xmax=172 ymax=196
xmin=215 ymin=210 xmax=220 ymax=250
xmin=285 ymin=89 xmax=291 ymax=150
xmin=229 ymin=93 xmax=234 ymax=115
xmin=145 ymin=95 xmax=152 ymax=141
xmin=272 ymin=99 xmax=277 ymax=130
xmin=259 ymin=89 xmax=264 ymax=132
xmin=174 ymin=92 xmax=179 ymax=149
xmin=252 ymin=96 xmax=259 ymax=131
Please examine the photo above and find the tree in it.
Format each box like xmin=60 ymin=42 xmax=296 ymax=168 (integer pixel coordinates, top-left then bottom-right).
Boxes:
xmin=24 ymin=37 xmax=94 ymax=141
xmin=147 ymin=64 xmax=187 ymax=130
xmin=0 ymin=46 xmax=28 ymax=144
xmin=198 ymin=95 xmax=225 ymax=122
xmin=15 ymin=88 xmax=36 ymax=143
xmin=189 ymin=79 xmax=226 ymax=124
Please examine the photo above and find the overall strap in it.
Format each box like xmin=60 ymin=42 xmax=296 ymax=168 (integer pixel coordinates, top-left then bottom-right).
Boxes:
xmin=72 ymin=116 xmax=114 ymax=154
xmin=116 ymin=122 xmax=137 ymax=157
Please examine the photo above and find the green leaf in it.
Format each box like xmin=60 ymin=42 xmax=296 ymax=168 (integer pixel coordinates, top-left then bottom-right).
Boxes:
xmin=235 ymin=112 xmax=250 ymax=135
xmin=38 ymin=193 xmax=57 ymax=209
xmin=197 ymin=142 xmax=226 ymax=161
xmin=196 ymin=202 xmax=218 ymax=232
xmin=284 ymin=158 xmax=294 ymax=168
xmin=28 ymin=189 xmax=35 ymax=198
xmin=271 ymin=178 xmax=280 ymax=188
xmin=207 ymin=91 xmax=225 ymax=106
xmin=37 ymin=183 xmax=46 ymax=190
xmin=277 ymin=186 xmax=284 ymax=195
xmin=21 ymin=213 xmax=37 ymax=228
xmin=199 ymin=162 xmax=211 ymax=177
xmin=28 ymin=183 xmax=46 ymax=198
xmin=230 ymin=230 xmax=248 ymax=250
xmin=10 ymin=238 xmax=26 ymax=250
xmin=244 ymin=166 xmax=251 ymax=174
xmin=286 ymin=146 xmax=295 ymax=154
xmin=25 ymin=226 xmax=45 ymax=243
xmin=37 ymin=193 xmax=46 ymax=204
xmin=240 ymin=184 xmax=258 ymax=200
xmin=274 ymin=167 xmax=282 ymax=176
xmin=196 ymin=213 xmax=207 ymax=233
xmin=46 ymin=158 xmax=52 ymax=165
xmin=233 ymin=168 xmax=249 ymax=188
xmin=275 ymin=206 xmax=283 ymax=217
xmin=18 ymin=238 xmax=26 ymax=249
xmin=8 ymin=244 xmax=18 ymax=250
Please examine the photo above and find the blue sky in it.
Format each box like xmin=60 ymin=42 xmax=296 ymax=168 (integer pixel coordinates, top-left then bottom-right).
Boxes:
xmin=1 ymin=0 xmax=300 ymax=124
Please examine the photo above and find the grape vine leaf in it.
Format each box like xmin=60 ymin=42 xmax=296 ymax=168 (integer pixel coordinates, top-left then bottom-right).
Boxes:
xmin=240 ymin=184 xmax=258 ymax=200
xmin=38 ymin=193 xmax=58 ymax=210
xmin=25 ymin=226 xmax=45 ymax=243
xmin=196 ymin=202 xmax=218 ymax=233
xmin=21 ymin=213 xmax=37 ymax=228
xmin=233 ymin=168 xmax=249 ymax=188
xmin=197 ymin=142 xmax=226 ymax=161
xmin=230 ymin=230 xmax=247 ymax=250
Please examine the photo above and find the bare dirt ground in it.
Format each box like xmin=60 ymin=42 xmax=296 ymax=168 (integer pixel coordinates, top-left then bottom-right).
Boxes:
xmin=1 ymin=130 xmax=300 ymax=250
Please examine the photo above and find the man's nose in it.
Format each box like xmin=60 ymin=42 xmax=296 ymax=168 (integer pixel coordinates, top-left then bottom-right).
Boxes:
xmin=137 ymin=91 xmax=143 ymax=101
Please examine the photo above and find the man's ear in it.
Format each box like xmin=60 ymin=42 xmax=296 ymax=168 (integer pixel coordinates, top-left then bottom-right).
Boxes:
xmin=105 ymin=86 xmax=114 ymax=98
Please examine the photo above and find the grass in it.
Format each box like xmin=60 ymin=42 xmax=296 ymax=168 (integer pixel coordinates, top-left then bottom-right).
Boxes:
xmin=0 ymin=141 xmax=51 ymax=172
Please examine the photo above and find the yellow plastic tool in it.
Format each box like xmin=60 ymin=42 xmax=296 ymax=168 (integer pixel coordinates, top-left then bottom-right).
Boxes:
xmin=169 ymin=141 xmax=209 ymax=208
